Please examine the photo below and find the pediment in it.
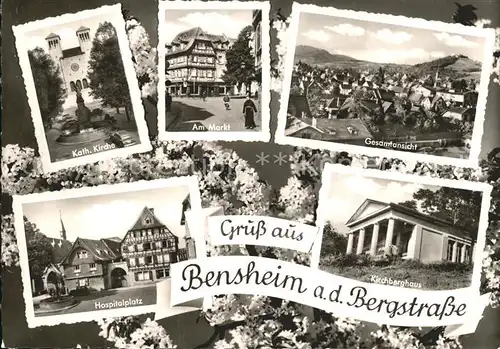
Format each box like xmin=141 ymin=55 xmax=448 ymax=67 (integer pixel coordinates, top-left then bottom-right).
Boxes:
xmin=345 ymin=199 xmax=389 ymax=226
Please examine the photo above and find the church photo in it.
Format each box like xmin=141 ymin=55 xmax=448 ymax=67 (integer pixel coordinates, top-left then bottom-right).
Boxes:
xmin=13 ymin=5 xmax=151 ymax=172
xmin=13 ymin=176 xmax=204 ymax=327
xmin=314 ymin=164 xmax=490 ymax=291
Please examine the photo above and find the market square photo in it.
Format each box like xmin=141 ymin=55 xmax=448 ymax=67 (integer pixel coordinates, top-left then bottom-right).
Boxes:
xmin=276 ymin=3 xmax=496 ymax=166
xmin=13 ymin=177 xmax=204 ymax=328
xmin=13 ymin=4 xmax=151 ymax=173
xmin=157 ymin=1 xmax=270 ymax=142
xmin=312 ymin=164 xmax=491 ymax=291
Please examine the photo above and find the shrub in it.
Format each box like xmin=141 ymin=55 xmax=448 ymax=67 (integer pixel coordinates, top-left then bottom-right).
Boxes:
xmin=70 ymin=286 xmax=90 ymax=296
xmin=425 ymin=261 xmax=473 ymax=273
xmin=91 ymin=108 xmax=104 ymax=117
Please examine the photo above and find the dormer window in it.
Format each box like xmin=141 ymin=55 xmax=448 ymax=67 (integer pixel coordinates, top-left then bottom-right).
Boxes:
xmin=77 ymin=250 xmax=88 ymax=259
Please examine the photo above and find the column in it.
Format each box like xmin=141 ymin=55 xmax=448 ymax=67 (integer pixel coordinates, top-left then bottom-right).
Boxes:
xmin=356 ymin=228 xmax=365 ymax=255
xmin=460 ymin=244 xmax=467 ymax=263
xmin=395 ymin=231 xmax=401 ymax=248
xmin=384 ymin=218 xmax=395 ymax=252
xmin=369 ymin=223 xmax=380 ymax=256
xmin=451 ymin=242 xmax=458 ymax=262
xmin=346 ymin=233 xmax=354 ymax=254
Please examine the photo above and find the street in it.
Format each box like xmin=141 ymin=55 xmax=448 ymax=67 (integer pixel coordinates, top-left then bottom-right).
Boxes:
xmin=166 ymin=96 xmax=261 ymax=132
xmin=36 ymin=284 xmax=157 ymax=316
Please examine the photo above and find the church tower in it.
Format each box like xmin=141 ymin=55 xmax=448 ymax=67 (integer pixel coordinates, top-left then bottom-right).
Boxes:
xmin=76 ymin=26 xmax=92 ymax=52
xmin=433 ymin=67 xmax=440 ymax=88
xmin=59 ymin=210 xmax=67 ymax=241
xmin=45 ymin=33 xmax=63 ymax=61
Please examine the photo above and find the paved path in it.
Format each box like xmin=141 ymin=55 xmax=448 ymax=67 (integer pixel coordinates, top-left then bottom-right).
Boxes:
xmin=167 ymin=96 xmax=261 ymax=132
xmin=36 ymin=284 xmax=156 ymax=316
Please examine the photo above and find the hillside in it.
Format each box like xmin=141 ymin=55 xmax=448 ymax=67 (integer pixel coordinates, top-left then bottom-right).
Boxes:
xmin=294 ymin=45 xmax=361 ymax=67
xmin=294 ymin=46 xmax=482 ymax=78
xmin=412 ymin=54 xmax=482 ymax=79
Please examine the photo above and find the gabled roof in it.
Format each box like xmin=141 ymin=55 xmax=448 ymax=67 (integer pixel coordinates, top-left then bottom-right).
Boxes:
xmin=62 ymin=47 xmax=83 ymax=58
xmin=285 ymin=116 xmax=324 ymax=136
xmin=76 ymin=26 xmax=90 ymax=32
xmin=45 ymin=32 xmax=60 ymax=40
xmin=431 ymin=94 xmax=444 ymax=105
xmin=167 ymin=27 xmax=230 ymax=56
xmin=128 ymin=206 xmax=167 ymax=231
xmin=345 ymin=199 xmax=389 ymax=226
xmin=60 ymin=237 xmax=121 ymax=264
xmin=345 ymin=198 xmax=472 ymax=240
xmin=381 ymin=101 xmax=393 ymax=113
xmin=374 ymin=89 xmax=396 ymax=102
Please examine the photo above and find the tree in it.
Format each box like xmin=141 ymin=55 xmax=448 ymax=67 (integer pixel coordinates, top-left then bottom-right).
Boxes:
xmin=394 ymin=95 xmax=411 ymax=119
xmin=451 ymin=79 xmax=467 ymax=92
xmin=221 ymin=25 xmax=255 ymax=95
xmin=25 ymin=216 xmax=53 ymax=280
xmin=88 ymin=22 xmax=132 ymax=120
xmin=320 ymin=222 xmax=348 ymax=258
xmin=452 ymin=3 xmax=478 ymax=26
xmin=398 ymin=187 xmax=482 ymax=236
xmin=28 ymin=47 xmax=66 ymax=129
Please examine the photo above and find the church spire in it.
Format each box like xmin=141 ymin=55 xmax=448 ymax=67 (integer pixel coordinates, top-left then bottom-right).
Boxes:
xmin=434 ymin=66 xmax=439 ymax=88
xmin=59 ymin=210 xmax=67 ymax=240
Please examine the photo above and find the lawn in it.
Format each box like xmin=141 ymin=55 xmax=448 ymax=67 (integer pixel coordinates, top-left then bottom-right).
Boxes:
xmin=320 ymin=260 xmax=473 ymax=290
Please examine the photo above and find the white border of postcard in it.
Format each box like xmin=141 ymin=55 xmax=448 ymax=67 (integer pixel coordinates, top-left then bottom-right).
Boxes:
xmin=276 ymin=3 xmax=496 ymax=167
xmin=12 ymin=4 xmax=152 ymax=173
xmin=312 ymin=163 xmax=492 ymax=294
xmin=13 ymin=176 xmax=204 ymax=328
xmin=157 ymin=0 xmax=271 ymax=142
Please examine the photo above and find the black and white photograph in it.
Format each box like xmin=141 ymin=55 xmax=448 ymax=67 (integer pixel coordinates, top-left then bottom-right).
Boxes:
xmin=312 ymin=164 xmax=491 ymax=291
xmin=277 ymin=3 xmax=496 ymax=166
xmin=157 ymin=1 xmax=271 ymax=142
xmin=13 ymin=4 xmax=151 ymax=172
xmin=13 ymin=177 xmax=204 ymax=328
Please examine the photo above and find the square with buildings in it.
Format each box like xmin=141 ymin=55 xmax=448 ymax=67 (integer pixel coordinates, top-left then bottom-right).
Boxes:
xmin=312 ymin=164 xmax=491 ymax=291
xmin=13 ymin=176 xmax=204 ymax=328
xmin=276 ymin=3 xmax=496 ymax=166
xmin=12 ymin=4 xmax=151 ymax=173
xmin=157 ymin=1 xmax=271 ymax=142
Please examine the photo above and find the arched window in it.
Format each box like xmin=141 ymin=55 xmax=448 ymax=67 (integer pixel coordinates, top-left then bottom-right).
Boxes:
xmin=82 ymin=78 xmax=88 ymax=89
xmin=76 ymin=80 xmax=83 ymax=91
xmin=70 ymin=81 xmax=76 ymax=92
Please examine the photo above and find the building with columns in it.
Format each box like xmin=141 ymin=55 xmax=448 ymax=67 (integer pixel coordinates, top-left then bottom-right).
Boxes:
xmin=344 ymin=199 xmax=474 ymax=263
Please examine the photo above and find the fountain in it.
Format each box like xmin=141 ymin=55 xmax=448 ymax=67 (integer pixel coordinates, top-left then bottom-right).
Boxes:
xmin=56 ymin=90 xmax=114 ymax=145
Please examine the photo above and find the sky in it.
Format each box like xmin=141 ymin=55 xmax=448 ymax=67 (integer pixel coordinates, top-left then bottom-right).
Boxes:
xmin=296 ymin=12 xmax=487 ymax=65
xmin=324 ymin=172 xmax=442 ymax=235
xmin=163 ymin=9 xmax=253 ymax=43
xmin=23 ymin=13 xmax=115 ymax=52
xmin=22 ymin=185 xmax=191 ymax=249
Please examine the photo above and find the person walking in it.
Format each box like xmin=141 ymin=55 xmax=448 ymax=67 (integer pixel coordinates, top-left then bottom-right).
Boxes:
xmin=243 ymin=94 xmax=257 ymax=129
xmin=201 ymin=89 xmax=207 ymax=101
xmin=223 ymin=93 xmax=231 ymax=110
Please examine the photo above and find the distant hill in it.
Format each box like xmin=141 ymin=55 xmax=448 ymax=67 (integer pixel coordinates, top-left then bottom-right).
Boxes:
xmin=412 ymin=54 xmax=482 ymax=79
xmin=294 ymin=45 xmax=361 ymax=66
xmin=294 ymin=46 xmax=482 ymax=78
